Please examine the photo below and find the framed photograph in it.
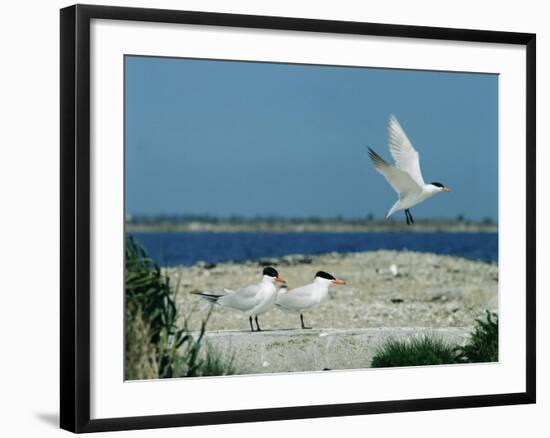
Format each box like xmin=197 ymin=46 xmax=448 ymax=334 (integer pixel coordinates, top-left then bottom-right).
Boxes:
xmin=60 ymin=4 xmax=536 ymax=433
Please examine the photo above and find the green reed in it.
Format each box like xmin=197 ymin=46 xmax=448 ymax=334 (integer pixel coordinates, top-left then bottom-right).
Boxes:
xmin=125 ymin=235 xmax=235 ymax=379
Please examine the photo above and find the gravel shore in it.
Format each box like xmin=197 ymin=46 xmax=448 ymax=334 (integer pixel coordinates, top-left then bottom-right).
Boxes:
xmin=165 ymin=250 xmax=498 ymax=332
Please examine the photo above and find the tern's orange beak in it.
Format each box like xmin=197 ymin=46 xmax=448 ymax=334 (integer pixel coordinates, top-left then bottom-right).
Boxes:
xmin=442 ymin=187 xmax=450 ymax=192
xmin=332 ymin=278 xmax=346 ymax=285
xmin=276 ymin=276 xmax=286 ymax=284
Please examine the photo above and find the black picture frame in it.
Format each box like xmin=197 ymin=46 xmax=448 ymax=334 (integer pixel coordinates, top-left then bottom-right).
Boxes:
xmin=60 ymin=4 xmax=536 ymax=433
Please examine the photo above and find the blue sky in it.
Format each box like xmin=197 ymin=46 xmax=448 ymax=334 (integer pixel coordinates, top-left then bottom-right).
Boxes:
xmin=125 ymin=56 xmax=498 ymax=221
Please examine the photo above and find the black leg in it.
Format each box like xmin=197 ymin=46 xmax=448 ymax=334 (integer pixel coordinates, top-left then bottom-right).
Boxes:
xmin=300 ymin=313 xmax=312 ymax=329
xmin=405 ymin=209 xmax=414 ymax=225
xmin=255 ymin=315 xmax=262 ymax=332
xmin=249 ymin=316 xmax=255 ymax=332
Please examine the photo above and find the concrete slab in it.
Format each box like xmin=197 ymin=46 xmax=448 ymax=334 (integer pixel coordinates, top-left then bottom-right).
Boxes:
xmin=198 ymin=327 xmax=471 ymax=374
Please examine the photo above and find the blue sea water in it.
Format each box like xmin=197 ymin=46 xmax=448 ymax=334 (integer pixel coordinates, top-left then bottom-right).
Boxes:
xmin=130 ymin=232 xmax=498 ymax=267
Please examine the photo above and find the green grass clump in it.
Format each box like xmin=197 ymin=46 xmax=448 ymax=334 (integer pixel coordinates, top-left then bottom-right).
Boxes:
xmin=455 ymin=311 xmax=498 ymax=363
xmin=371 ymin=335 xmax=458 ymax=368
xmin=371 ymin=311 xmax=499 ymax=368
xmin=125 ymin=236 xmax=235 ymax=379
xmin=200 ymin=348 xmax=236 ymax=377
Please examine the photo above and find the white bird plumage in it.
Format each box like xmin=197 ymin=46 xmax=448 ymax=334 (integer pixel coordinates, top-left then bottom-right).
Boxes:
xmin=388 ymin=114 xmax=425 ymax=187
xmin=368 ymin=115 xmax=450 ymax=224
xmin=192 ymin=266 xmax=285 ymax=331
xmin=275 ymin=271 xmax=345 ymax=329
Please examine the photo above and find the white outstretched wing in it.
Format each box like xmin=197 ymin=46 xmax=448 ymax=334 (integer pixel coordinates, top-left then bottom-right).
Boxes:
xmin=388 ymin=115 xmax=425 ymax=186
xmin=368 ymin=148 xmax=422 ymax=197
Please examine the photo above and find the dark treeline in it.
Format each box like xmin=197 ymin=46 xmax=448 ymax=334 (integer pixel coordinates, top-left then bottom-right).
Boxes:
xmin=126 ymin=213 xmax=494 ymax=226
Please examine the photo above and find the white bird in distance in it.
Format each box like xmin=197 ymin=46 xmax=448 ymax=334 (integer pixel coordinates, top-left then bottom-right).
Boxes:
xmin=192 ymin=266 xmax=286 ymax=332
xmin=368 ymin=115 xmax=450 ymax=225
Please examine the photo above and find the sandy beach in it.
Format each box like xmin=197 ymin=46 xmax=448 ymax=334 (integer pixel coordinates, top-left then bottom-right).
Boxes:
xmin=165 ymin=250 xmax=498 ymax=332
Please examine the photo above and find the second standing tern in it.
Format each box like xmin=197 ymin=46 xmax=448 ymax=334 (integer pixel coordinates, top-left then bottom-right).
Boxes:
xmin=192 ymin=266 xmax=285 ymax=332
xmin=275 ymin=271 xmax=345 ymax=329
xmin=367 ymin=115 xmax=450 ymax=225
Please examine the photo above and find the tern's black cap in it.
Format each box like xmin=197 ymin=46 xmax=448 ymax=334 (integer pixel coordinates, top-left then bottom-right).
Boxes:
xmin=315 ymin=271 xmax=335 ymax=280
xmin=430 ymin=182 xmax=445 ymax=188
xmin=263 ymin=267 xmax=279 ymax=277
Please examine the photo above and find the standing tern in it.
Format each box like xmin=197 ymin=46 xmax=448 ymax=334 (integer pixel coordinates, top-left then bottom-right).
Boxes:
xmin=192 ymin=266 xmax=286 ymax=332
xmin=275 ymin=271 xmax=345 ymax=329
xmin=368 ymin=115 xmax=450 ymax=225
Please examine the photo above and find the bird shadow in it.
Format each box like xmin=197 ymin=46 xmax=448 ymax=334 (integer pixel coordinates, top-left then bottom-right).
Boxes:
xmin=35 ymin=412 xmax=59 ymax=429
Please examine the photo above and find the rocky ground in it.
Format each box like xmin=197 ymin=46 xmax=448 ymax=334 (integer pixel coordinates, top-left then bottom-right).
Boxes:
xmin=164 ymin=250 xmax=498 ymax=332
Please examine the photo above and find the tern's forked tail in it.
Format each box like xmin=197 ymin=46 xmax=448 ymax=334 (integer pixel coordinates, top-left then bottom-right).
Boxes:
xmin=190 ymin=291 xmax=222 ymax=304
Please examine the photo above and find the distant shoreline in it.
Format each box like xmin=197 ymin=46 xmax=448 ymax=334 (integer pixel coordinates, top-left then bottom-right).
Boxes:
xmin=126 ymin=219 xmax=497 ymax=234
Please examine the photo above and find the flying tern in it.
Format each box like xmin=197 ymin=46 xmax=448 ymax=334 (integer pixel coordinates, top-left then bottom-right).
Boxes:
xmin=368 ymin=115 xmax=450 ymax=225
xmin=192 ymin=266 xmax=285 ymax=332
xmin=275 ymin=271 xmax=345 ymax=329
